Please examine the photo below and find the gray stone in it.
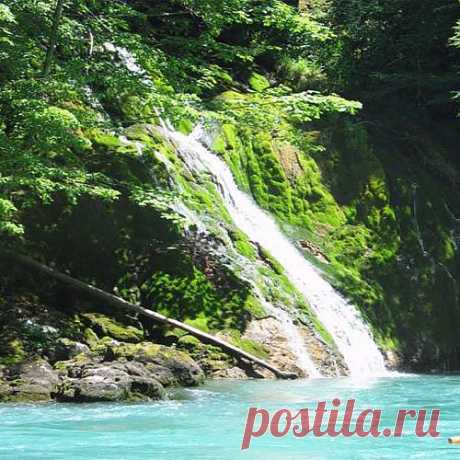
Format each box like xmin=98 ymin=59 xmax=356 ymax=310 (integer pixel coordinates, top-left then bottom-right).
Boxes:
xmin=57 ymin=361 xmax=165 ymax=402
xmin=53 ymin=338 xmax=91 ymax=362
xmin=4 ymin=359 xmax=59 ymax=402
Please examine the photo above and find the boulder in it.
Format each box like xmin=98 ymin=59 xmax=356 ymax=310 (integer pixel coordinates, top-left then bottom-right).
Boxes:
xmin=67 ymin=363 xmax=131 ymax=402
xmin=108 ymin=342 xmax=205 ymax=386
xmin=51 ymin=338 xmax=91 ymax=362
xmin=57 ymin=360 xmax=165 ymax=402
xmin=2 ymin=359 xmax=59 ymax=402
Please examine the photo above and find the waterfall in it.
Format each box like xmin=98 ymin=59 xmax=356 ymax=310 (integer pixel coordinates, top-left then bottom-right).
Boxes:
xmin=163 ymin=125 xmax=387 ymax=376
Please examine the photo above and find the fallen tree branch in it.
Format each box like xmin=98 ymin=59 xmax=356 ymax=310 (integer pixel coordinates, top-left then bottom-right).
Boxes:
xmin=4 ymin=251 xmax=297 ymax=380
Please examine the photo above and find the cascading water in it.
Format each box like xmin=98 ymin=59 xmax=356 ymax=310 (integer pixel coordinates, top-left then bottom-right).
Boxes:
xmin=251 ymin=286 xmax=321 ymax=377
xmin=40 ymin=36 xmax=381 ymax=377
xmin=164 ymin=125 xmax=387 ymax=376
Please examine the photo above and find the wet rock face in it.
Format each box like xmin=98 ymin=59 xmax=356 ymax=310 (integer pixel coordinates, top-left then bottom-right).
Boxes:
xmin=243 ymin=317 xmax=307 ymax=378
xmin=243 ymin=317 xmax=348 ymax=378
xmin=384 ymin=350 xmax=402 ymax=371
xmin=298 ymin=240 xmax=330 ymax=264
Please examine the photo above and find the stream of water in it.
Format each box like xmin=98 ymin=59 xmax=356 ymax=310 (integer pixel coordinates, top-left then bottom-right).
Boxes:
xmin=165 ymin=126 xmax=386 ymax=376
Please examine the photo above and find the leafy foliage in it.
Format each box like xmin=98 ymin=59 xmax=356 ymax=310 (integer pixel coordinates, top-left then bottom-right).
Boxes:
xmin=1 ymin=0 xmax=460 ymax=368
xmin=325 ymin=0 xmax=460 ymax=109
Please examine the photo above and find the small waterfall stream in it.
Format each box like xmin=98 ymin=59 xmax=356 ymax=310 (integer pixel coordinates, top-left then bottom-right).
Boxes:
xmin=412 ymin=185 xmax=459 ymax=314
xmin=251 ymin=285 xmax=322 ymax=377
xmin=164 ymin=126 xmax=387 ymax=376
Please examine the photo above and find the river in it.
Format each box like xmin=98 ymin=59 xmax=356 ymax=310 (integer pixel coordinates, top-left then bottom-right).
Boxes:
xmin=1 ymin=375 xmax=457 ymax=459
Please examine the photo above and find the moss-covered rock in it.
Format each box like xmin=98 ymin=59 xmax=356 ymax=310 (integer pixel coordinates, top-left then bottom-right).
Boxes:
xmin=0 ymin=359 xmax=59 ymax=402
xmin=83 ymin=328 xmax=100 ymax=350
xmin=248 ymin=73 xmax=270 ymax=92
xmin=81 ymin=313 xmax=144 ymax=343
xmin=56 ymin=360 xmax=166 ymax=402
xmin=0 ymin=338 xmax=26 ymax=366
xmin=107 ymin=342 xmax=205 ymax=386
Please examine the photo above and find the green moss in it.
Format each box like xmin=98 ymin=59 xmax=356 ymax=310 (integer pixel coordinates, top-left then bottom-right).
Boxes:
xmin=248 ymin=73 xmax=270 ymax=92
xmin=222 ymin=124 xmax=239 ymax=148
xmin=185 ymin=316 xmax=211 ymax=333
xmin=123 ymin=124 xmax=156 ymax=143
xmin=377 ymin=335 xmax=400 ymax=352
xmin=177 ymin=119 xmax=194 ymax=135
xmin=214 ymin=90 xmax=248 ymax=103
xmin=88 ymin=129 xmax=125 ymax=149
xmin=83 ymin=328 xmax=99 ymax=350
xmin=142 ymin=266 xmax=253 ymax=331
xmin=177 ymin=335 xmax=202 ymax=350
xmin=226 ymin=330 xmax=269 ymax=359
xmin=178 ymin=172 xmax=233 ymax=224
xmin=1 ymin=392 xmax=51 ymax=403
xmin=297 ymin=301 xmax=335 ymax=347
xmin=110 ymin=342 xmax=162 ymax=359
xmin=243 ymin=295 xmax=266 ymax=319
xmin=54 ymin=352 xmax=93 ymax=372
xmin=81 ymin=313 xmax=144 ymax=343
xmin=258 ymin=247 xmax=285 ymax=275
xmin=0 ymin=338 xmax=26 ymax=365
xmin=229 ymin=229 xmax=257 ymax=260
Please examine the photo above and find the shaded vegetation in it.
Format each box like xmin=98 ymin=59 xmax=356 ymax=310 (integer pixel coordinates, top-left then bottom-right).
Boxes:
xmin=0 ymin=0 xmax=460 ymax=370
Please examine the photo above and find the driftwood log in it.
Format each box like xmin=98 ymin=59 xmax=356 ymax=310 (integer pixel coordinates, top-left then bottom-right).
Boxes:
xmin=4 ymin=252 xmax=297 ymax=380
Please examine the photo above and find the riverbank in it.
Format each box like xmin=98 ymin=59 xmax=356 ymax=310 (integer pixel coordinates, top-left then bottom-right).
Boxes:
xmin=0 ymin=291 xmax=431 ymax=404
xmin=3 ymin=290 xmax=329 ymax=403
xmin=0 ymin=296 xmax=213 ymax=403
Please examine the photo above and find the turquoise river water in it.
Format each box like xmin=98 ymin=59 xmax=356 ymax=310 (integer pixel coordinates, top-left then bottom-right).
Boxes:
xmin=1 ymin=375 xmax=459 ymax=459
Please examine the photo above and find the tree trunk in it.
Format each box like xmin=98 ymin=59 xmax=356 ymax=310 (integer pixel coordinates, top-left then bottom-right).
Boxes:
xmin=4 ymin=252 xmax=297 ymax=380
xmin=299 ymin=0 xmax=308 ymax=12
xmin=43 ymin=0 xmax=65 ymax=77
